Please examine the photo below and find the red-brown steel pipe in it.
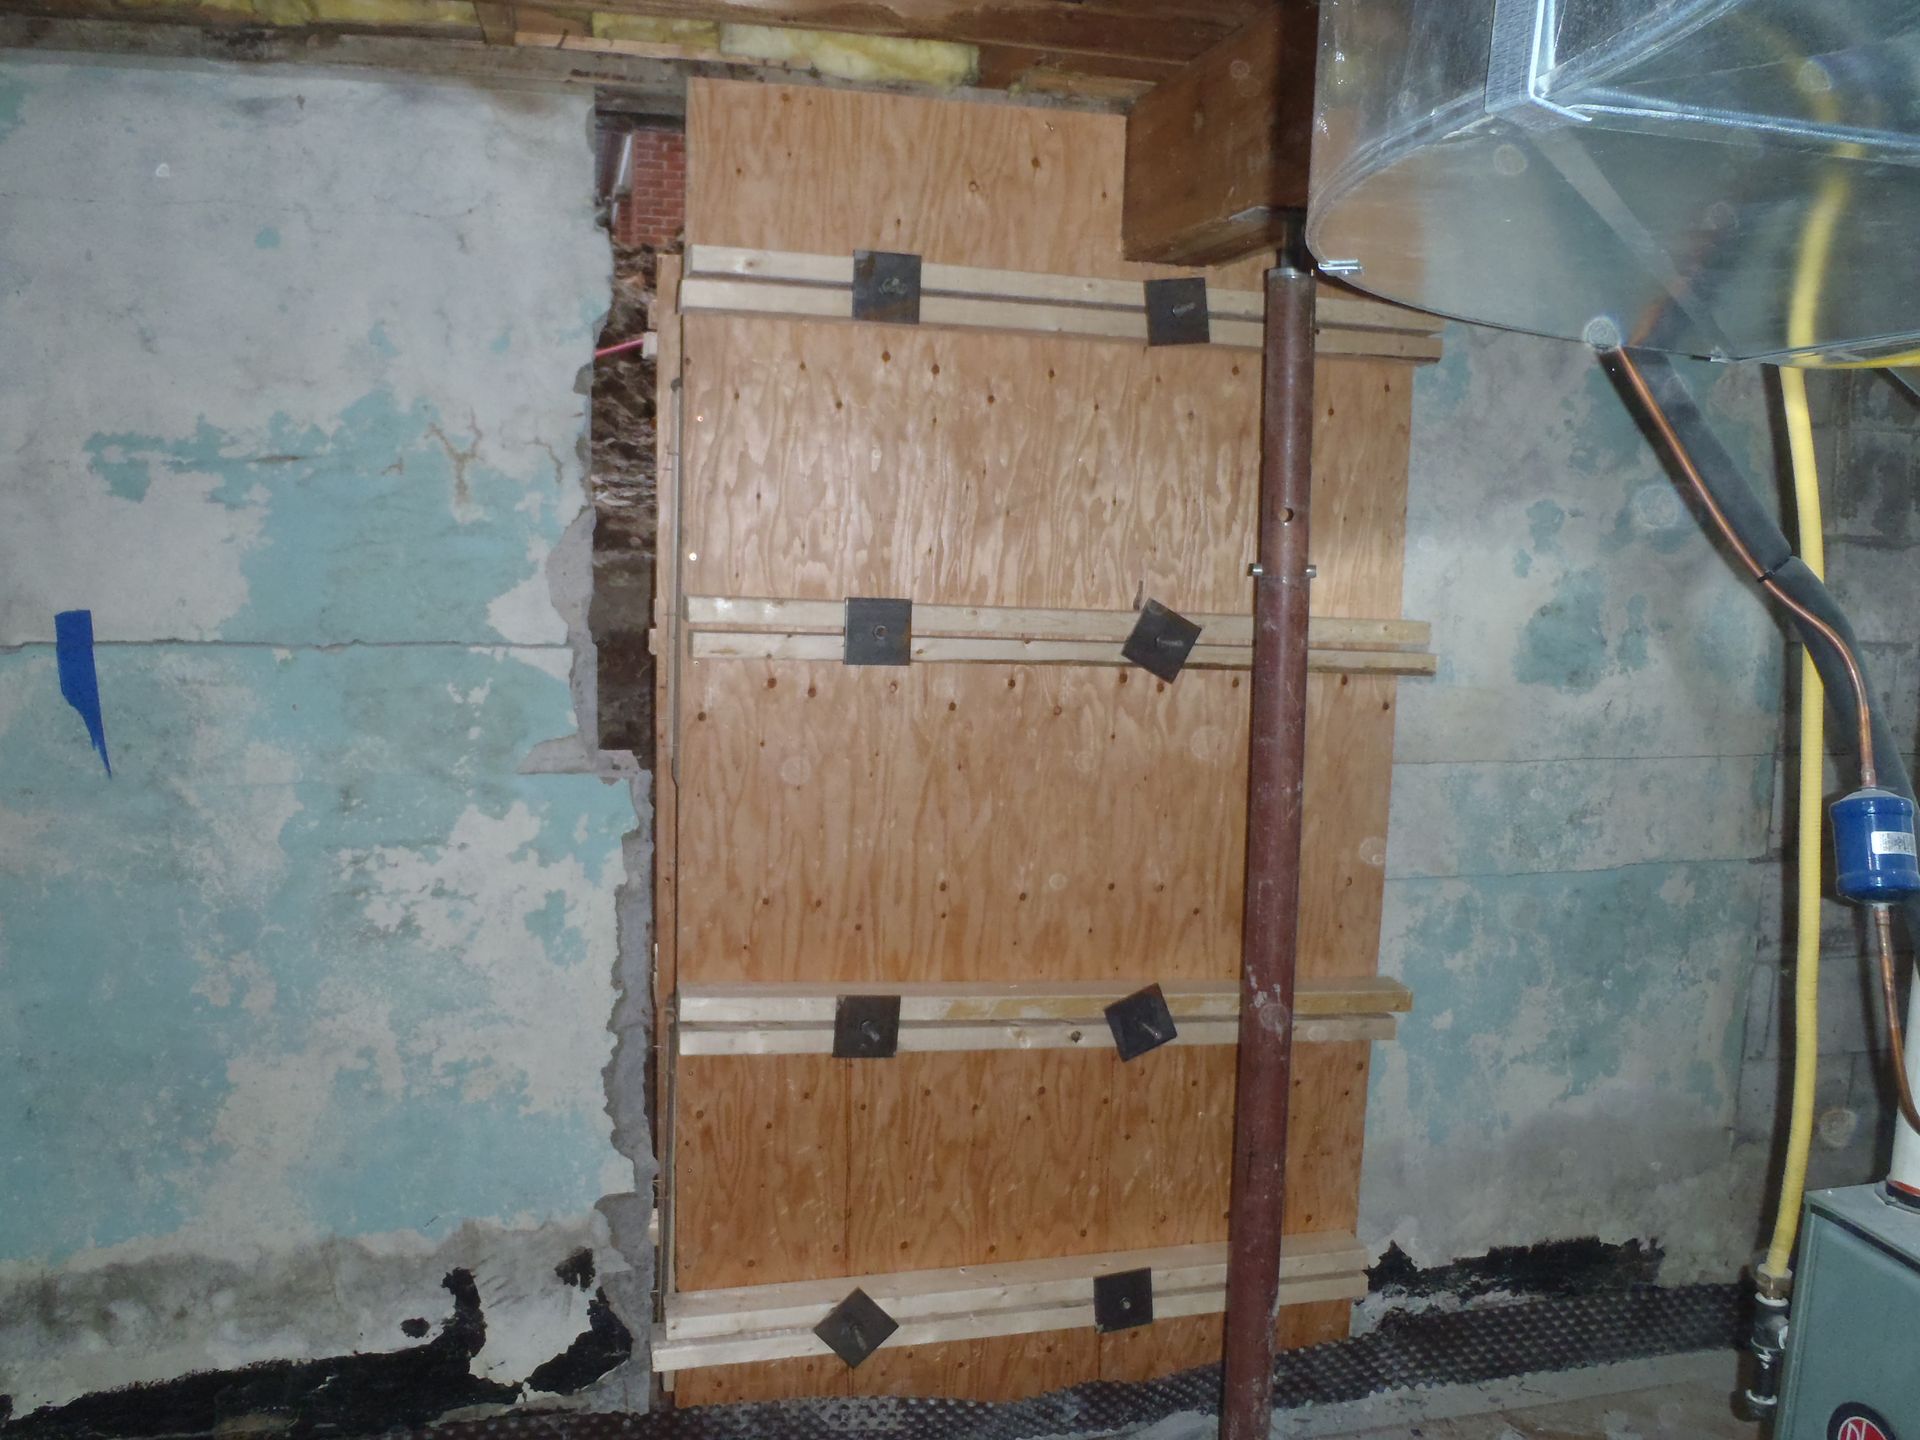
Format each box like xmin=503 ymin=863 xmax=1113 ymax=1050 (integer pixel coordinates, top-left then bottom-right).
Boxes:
xmin=1219 ymin=256 xmax=1317 ymax=1440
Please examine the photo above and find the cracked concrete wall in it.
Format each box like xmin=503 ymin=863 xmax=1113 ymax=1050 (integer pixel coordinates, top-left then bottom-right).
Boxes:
xmin=0 ymin=52 xmax=653 ymax=1417
xmin=1365 ymin=325 xmax=1783 ymax=1287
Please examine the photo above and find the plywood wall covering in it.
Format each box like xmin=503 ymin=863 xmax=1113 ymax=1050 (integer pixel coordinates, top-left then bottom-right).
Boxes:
xmin=686 ymin=80 xmax=1268 ymax=288
xmin=660 ymin=78 xmax=1417 ymax=1404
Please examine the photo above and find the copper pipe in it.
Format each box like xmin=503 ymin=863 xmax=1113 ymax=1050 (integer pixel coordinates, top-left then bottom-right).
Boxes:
xmin=1873 ymin=906 xmax=1920 ymax=1136
xmin=1220 ymin=255 xmax=1316 ymax=1440
xmin=1609 ymin=349 xmax=1879 ymax=786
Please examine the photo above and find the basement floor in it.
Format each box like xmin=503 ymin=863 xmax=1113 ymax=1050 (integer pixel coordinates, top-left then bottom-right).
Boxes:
xmin=1330 ymin=1381 xmax=1757 ymax=1438
xmin=1269 ymin=1351 xmax=1758 ymax=1439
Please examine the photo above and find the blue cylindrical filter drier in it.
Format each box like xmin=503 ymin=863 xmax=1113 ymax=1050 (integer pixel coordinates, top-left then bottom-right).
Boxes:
xmin=1831 ymin=787 xmax=1920 ymax=904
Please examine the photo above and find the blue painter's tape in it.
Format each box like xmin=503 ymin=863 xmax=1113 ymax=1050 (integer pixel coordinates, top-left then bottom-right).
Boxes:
xmin=55 ymin=609 xmax=110 ymax=776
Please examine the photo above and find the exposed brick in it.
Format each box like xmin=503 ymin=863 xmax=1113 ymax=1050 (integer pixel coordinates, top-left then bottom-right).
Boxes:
xmin=614 ymin=125 xmax=685 ymax=249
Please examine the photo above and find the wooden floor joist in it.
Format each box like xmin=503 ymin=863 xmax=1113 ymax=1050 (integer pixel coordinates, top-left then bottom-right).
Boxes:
xmin=654 ymin=1232 xmax=1369 ymax=1371
xmin=678 ymin=596 xmax=1439 ymax=678
xmin=677 ymin=977 xmax=1412 ymax=1055
xmin=680 ymin=245 xmax=1444 ymax=361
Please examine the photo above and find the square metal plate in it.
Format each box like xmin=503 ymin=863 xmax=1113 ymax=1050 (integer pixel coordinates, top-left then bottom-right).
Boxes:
xmin=852 ymin=250 xmax=922 ymax=325
xmin=1121 ymin=600 xmax=1202 ymax=683
xmin=833 ymin=994 xmax=901 ymax=1059
xmin=1144 ymin=276 xmax=1210 ymax=347
xmin=1105 ymin=983 xmax=1178 ymax=1062
xmin=814 ymin=1288 xmax=899 ymax=1368
xmin=844 ymin=597 xmax=912 ymax=667
xmin=1094 ymin=1268 xmax=1155 ymax=1332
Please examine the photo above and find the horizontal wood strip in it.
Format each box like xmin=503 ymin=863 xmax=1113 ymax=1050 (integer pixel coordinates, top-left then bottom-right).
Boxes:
xmin=686 ymin=245 xmax=1438 ymax=336
xmin=685 ymin=595 xmax=1429 ymax=652
xmin=680 ymin=976 xmax=1412 ymax=1024
xmin=678 ymin=274 xmax=1442 ymax=361
xmin=678 ymin=1013 xmax=1396 ymax=1056
xmin=658 ymin=1274 xmax=1365 ymax=1369
xmin=666 ymin=1232 xmax=1363 ymax=1337
xmin=654 ymin=1235 xmax=1367 ymax=1368
xmin=685 ymin=630 xmax=1438 ymax=677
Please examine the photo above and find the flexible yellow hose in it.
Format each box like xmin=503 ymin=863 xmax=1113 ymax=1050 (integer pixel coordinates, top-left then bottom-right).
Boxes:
xmin=1758 ymin=147 xmax=1846 ymax=1288
xmin=1760 ymin=366 xmax=1825 ymax=1290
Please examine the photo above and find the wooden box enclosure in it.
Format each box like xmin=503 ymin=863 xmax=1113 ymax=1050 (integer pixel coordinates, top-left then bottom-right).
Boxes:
xmin=651 ymin=80 xmax=1435 ymax=1405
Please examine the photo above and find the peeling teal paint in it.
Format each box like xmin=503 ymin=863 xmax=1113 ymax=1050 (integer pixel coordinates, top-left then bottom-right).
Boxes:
xmin=255 ymin=226 xmax=282 ymax=250
xmin=1414 ymin=329 xmax=1471 ymax=419
xmin=1515 ymin=566 xmax=1608 ymax=691
xmin=0 ymin=644 xmax=629 ymax=1263
xmin=491 ymin=328 xmax=514 ymax=355
xmin=1385 ymin=862 xmax=1753 ymax=1146
xmin=1526 ymin=499 xmax=1565 ymax=552
xmin=1618 ymin=593 xmax=1652 ymax=670
xmin=83 ymin=389 xmax=565 ymax=643
xmin=368 ymin=323 xmax=398 ymax=358
xmin=0 ymin=74 xmax=24 ymax=145
xmin=1512 ymin=549 xmax=1532 ymax=578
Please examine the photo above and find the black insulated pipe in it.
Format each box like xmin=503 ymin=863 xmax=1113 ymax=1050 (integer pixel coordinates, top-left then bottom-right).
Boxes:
xmin=1600 ymin=348 xmax=1920 ymax=952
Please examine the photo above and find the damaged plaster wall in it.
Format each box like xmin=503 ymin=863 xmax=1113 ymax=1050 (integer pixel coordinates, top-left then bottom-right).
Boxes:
xmin=0 ymin=53 xmax=654 ymax=1419
xmin=1366 ymin=325 xmax=1783 ymax=1287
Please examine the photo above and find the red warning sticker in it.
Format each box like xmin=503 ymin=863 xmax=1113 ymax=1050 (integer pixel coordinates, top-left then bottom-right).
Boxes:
xmin=1831 ymin=1404 xmax=1896 ymax=1440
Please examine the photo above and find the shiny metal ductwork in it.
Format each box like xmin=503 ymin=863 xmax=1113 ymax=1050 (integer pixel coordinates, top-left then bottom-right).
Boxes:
xmin=1309 ymin=0 xmax=1920 ymax=362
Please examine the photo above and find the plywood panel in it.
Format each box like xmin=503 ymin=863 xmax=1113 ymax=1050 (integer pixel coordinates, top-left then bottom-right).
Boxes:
xmin=667 ymin=82 xmax=1416 ymax=1404
xmin=676 ymin=660 xmax=1247 ymax=985
xmin=679 ymin=314 xmax=1261 ymax=614
xmin=674 ymin=1055 xmax=850 ymax=1290
xmin=1297 ymin=675 xmax=1398 ymax=983
xmin=677 ymin=667 xmax=1396 ymax=989
xmin=673 ymin=1355 xmax=850 ymax=1406
xmin=848 ymin=1051 xmax=1113 ymax=1273
xmin=687 ymin=79 xmax=1267 ymax=289
xmin=1106 ymin=1046 xmax=1232 ymax=1247
xmin=1309 ymin=361 xmax=1414 ymax=621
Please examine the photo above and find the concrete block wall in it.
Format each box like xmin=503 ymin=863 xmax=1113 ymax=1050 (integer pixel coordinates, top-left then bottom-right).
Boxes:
xmin=1734 ymin=369 xmax=1920 ymax=1196
xmin=1366 ymin=324 xmax=1783 ymax=1285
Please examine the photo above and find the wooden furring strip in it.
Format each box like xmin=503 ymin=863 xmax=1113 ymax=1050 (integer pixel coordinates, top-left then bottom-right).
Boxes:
xmin=687 ymin=596 xmax=1427 ymax=651
xmin=676 ymin=977 xmax=1412 ymax=1055
xmin=653 ymin=1233 xmax=1368 ymax=1370
xmin=681 ymin=976 xmax=1411 ymax=1024
xmin=678 ymin=596 xmax=1438 ymax=677
xmin=680 ymin=245 xmax=1445 ymax=362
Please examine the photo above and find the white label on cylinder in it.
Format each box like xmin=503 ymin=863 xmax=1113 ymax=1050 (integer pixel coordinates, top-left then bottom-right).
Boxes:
xmin=1871 ymin=829 xmax=1917 ymax=857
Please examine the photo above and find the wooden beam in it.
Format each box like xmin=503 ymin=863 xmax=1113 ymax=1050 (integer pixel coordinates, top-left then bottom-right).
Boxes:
xmin=1122 ymin=7 xmax=1319 ymax=267
xmin=0 ymin=6 xmax=1138 ymax=111
xmin=471 ymin=1 xmax=517 ymax=44
xmin=676 ymin=976 xmax=1412 ymax=1055
xmin=0 ymin=11 xmax=687 ymax=103
xmin=586 ymin=0 xmax=1236 ymax=64
xmin=654 ymin=1233 xmax=1368 ymax=1370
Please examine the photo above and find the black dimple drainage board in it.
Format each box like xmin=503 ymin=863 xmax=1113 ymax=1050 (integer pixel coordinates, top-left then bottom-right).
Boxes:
xmin=427 ymin=1283 xmax=1744 ymax=1440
